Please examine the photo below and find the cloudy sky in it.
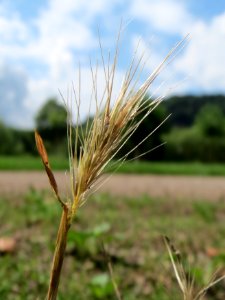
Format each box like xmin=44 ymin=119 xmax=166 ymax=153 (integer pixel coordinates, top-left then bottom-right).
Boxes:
xmin=0 ymin=0 xmax=225 ymax=128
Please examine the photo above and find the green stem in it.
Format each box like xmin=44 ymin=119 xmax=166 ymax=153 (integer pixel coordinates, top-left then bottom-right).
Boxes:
xmin=46 ymin=206 xmax=71 ymax=300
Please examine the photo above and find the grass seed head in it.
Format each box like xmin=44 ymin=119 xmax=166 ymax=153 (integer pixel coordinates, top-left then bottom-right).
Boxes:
xmin=66 ymin=36 xmax=185 ymax=216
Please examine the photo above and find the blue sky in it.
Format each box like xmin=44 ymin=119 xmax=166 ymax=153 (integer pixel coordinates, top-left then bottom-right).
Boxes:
xmin=0 ymin=0 xmax=225 ymax=128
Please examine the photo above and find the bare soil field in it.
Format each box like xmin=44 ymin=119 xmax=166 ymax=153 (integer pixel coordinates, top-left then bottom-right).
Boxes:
xmin=1 ymin=171 xmax=225 ymax=200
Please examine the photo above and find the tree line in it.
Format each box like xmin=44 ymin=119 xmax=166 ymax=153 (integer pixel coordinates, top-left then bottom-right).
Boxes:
xmin=1 ymin=95 xmax=225 ymax=162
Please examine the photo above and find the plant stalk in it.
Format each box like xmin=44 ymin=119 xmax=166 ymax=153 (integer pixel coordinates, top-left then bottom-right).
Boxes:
xmin=46 ymin=206 xmax=71 ymax=300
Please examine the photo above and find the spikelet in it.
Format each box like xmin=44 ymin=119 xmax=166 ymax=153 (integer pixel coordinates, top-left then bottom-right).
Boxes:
xmin=66 ymin=37 xmax=186 ymax=216
xmin=35 ymin=131 xmax=65 ymax=207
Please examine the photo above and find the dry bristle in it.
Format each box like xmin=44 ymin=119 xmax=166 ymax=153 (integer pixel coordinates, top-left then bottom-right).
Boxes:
xmin=67 ymin=35 xmax=186 ymax=216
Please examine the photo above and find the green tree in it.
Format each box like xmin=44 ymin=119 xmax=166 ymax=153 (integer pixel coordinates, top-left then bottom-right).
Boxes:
xmin=35 ymin=98 xmax=67 ymax=130
xmin=164 ymin=104 xmax=225 ymax=162
xmin=0 ymin=121 xmax=26 ymax=154
xmin=0 ymin=121 xmax=14 ymax=154
xmin=116 ymin=97 xmax=169 ymax=161
xmin=195 ymin=104 xmax=225 ymax=136
xmin=35 ymin=99 xmax=68 ymax=156
xmin=164 ymin=94 xmax=225 ymax=127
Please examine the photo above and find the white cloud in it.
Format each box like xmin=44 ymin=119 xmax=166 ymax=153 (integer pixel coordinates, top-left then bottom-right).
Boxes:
xmin=0 ymin=0 xmax=120 ymax=127
xmin=45 ymin=0 xmax=110 ymax=21
xmin=130 ymin=4 xmax=225 ymax=96
xmin=0 ymin=63 xmax=30 ymax=127
xmin=173 ymin=12 xmax=225 ymax=93
xmin=129 ymin=36 xmax=183 ymax=98
xmin=27 ymin=64 xmax=126 ymax=126
xmin=0 ymin=11 xmax=29 ymax=60
xmin=130 ymin=0 xmax=193 ymax=35
xmin=0 ymin=16 xmax=28 ymax=42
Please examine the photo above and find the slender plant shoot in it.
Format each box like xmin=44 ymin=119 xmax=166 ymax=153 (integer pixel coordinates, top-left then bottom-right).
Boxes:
xmin=35 ymin=33 xmax=185 ymax=299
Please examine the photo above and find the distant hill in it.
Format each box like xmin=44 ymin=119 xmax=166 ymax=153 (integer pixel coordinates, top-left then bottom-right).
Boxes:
xmin=164 ymin=95 xmax=225 ymax=127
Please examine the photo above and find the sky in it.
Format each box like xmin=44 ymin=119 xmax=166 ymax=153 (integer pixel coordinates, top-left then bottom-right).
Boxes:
xmin=0 ymin=0 xmax=225 ymax=128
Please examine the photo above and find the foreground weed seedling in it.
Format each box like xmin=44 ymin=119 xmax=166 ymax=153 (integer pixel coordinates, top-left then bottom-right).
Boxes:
xmin=35 ymin=32 xmax=185 ymax=299
xmin=164 ymin=236 xmax=225 ymax=300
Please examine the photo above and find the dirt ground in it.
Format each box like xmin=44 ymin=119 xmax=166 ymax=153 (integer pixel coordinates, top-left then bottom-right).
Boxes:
xmin=1 ymin=171 xmax=225 ymax=200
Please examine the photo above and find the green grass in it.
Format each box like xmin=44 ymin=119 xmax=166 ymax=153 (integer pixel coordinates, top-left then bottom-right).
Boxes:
xmin=0 ymin=155 xmax=68 ymax=170
xmin=109 ymin=160 xmax=225 ymax=176
xmin=0 ymin=189 xmax=225 ymax=299
xmin=1 ymin=155 xmax=225 ymax=176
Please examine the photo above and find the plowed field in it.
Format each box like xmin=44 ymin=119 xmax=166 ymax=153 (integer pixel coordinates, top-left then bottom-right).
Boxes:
xmin=1 ymin=171 xmax=225 ymax=200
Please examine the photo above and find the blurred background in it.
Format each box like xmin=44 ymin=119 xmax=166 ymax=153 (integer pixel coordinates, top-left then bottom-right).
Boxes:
xmin=0 ymin=0 xmax=225 ymax=166
xmin=1 ymin=1 xmax=225 ymax=299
